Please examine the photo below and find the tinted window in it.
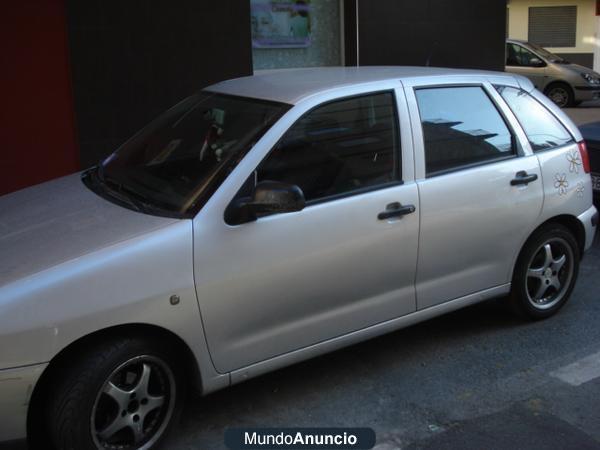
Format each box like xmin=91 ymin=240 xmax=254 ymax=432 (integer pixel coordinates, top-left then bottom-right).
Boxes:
xmin=506 ymin=43 xmax=541 ymax=67
xmin=97 ymin=92 xmax=288 ymax=216
xmin=258 ymin=92 xmax=400 ymax=202
xmin=415 ymin=87 xmax=515 ymax=176
xmin=496 ymin=86 xmax=574 ymax=151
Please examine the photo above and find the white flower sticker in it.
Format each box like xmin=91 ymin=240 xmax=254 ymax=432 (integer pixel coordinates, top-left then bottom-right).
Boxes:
xmin=576 ymin=181 xmax=585 ymax=198
xmin=554 ymin=173 xmax=569 ymax=195
xmin=566 ymin=149 xmax=582 ymax=174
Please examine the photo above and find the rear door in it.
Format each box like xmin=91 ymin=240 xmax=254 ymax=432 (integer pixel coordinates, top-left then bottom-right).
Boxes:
xmin=405 ymin=78 xmax=544 ymax=309
xmin=496 ymin=86 xmax=593 ymax=216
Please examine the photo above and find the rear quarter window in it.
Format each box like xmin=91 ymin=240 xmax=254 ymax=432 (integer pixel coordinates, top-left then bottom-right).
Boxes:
xmin=495 ymin=86 xmax=574 ymax=151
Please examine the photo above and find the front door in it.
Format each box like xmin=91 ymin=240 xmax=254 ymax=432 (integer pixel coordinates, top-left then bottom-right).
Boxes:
xmin=408 ymin=83 xmax=544 ymax=309
xmin=193 ymin=89 xmax=420 ymax=373
xmin=506 ymin=43 xmax=548 ymax=90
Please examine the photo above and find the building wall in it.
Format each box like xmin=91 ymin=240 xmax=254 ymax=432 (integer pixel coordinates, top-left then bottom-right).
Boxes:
xmin=1 ymin=0 xmax=509 ymax=197
xmin=68 ymin=0 xmax=506 ymax=170
xmin=0 ymin=0 xmax=79 ymax=196
xmin=251 ymin=0 xmax=507 ymax=72
xmin=507 ymin=0 xmax=596 ymax=67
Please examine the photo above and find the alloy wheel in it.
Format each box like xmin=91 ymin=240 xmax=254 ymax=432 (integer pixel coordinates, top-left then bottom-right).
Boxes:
xmin=525 ymin=237 xmax=574 ymax=310
xmin=547 ymin=87 xmax=570 ymax=108
xmin=91 ymin=355 xmax=176 ymax=450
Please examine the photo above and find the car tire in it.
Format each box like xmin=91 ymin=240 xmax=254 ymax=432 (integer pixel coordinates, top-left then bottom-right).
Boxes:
xmin=509 ymin=224 xmax=579 ymax=320
xmin=544 ymin=82 xmax=574 ymax=108
xmin=46 ymin=335 xmax=185 ymax=450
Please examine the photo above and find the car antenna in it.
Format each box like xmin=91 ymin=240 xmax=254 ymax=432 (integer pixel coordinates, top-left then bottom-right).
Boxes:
xmin=426 ymin=41 xmax=438 ymax=67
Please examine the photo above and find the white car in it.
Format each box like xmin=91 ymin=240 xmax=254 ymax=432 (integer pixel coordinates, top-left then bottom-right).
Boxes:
xmin=0 ymin=67 xmax=597 ymax=450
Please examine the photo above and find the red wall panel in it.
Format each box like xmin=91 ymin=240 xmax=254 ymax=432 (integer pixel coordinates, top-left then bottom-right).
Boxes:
xmin=0 ymin=0 xmax=79 ymax=196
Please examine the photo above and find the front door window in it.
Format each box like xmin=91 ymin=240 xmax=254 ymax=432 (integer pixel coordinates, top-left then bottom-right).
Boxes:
xmin=506 ymin=43 xmax=541 ymax=67
xmin=257 ymin=91 xmax=401 ymax=203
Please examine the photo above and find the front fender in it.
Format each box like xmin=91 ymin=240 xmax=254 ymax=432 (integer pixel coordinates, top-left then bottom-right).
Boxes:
xmin=0 ymin=220 xmax=226 ymax=393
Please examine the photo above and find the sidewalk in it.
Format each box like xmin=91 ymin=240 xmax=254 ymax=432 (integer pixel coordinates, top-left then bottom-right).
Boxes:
xmin=565 ymin=101 xmax=600 ymax=126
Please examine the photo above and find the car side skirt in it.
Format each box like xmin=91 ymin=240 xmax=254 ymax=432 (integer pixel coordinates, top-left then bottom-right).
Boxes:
xmin=228 ymin=284 xmax=511 ymax=386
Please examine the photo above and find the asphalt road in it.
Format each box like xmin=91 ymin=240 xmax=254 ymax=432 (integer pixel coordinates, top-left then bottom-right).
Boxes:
xmin=565 ymin=101 xmax=600 ymax=126
xmin=162 ymin=105 xmax=600 ymax=450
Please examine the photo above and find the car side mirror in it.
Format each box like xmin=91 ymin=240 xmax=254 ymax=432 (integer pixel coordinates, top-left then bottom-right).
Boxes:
xmin=225 ymin=180 xmax=305 ymax=225
xmin=530 ymin=57 xmax=545 ymax=68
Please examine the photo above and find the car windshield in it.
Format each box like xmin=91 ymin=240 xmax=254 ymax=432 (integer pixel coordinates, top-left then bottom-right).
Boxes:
xmin=527 ymin=42 xmax=567 ymax=63
xmin=92 ymin=92 xmax=289 ymax=217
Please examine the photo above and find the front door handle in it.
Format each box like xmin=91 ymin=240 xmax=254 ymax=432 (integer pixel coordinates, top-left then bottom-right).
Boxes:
xmin=378 ymin=202 xmax=416 ymax=220
xmin=511 ymin=171 xmax=538 ymax=186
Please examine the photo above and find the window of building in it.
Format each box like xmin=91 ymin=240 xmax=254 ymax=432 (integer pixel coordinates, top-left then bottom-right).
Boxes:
xmin=251 ymin=0 xmax=342 ymax=70
xmin=528 ymin=6 xmax=577 ymax=48
xmin=415 ymin=86 xmax=515 ymax=176
xmin=257 ymin=92 xmax=400 ymax=202
xmin=496 ymin=86 xmax=574 ymax=151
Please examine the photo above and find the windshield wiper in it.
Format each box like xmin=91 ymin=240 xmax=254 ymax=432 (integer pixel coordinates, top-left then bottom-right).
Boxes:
xmin=93 ymin=166 xmax=148 ymax=213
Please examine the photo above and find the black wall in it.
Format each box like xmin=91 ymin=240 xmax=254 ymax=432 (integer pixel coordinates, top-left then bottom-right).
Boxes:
xmin=67 ymin=1 xmax=253 ymax=167
xmin=68 ymin=1 xmax=507 ymax=167
xmin=346 ymin=0 xmax=506 ymax=71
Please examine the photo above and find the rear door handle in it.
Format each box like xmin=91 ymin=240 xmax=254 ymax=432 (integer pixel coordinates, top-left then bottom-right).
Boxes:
xmin=511 ymin=171 xmax=538 ymax=186
xmin=378 ymin=202 xmax=416 ymax=220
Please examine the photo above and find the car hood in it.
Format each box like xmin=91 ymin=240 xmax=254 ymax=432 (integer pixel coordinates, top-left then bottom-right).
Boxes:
xmin=0 ymin=173 xmax=180 ymax=287
xmin=563 ymin=62 xmax=600 ymax=77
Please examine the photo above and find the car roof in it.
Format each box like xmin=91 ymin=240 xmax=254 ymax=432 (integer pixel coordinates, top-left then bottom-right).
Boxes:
xmin=205 ymin=66 xmax=518 ymax=105
xmin=507 ymin=38 xmax=528 ymax=45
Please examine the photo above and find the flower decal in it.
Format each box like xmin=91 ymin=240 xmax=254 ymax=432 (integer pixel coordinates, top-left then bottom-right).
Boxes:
xmin=554 ymin=173 xmax=569 ymax=195
xmin=566 ymin=149 xmax=582 ymax=174
xmin=576 ymin=181 xmax=585 ymax=198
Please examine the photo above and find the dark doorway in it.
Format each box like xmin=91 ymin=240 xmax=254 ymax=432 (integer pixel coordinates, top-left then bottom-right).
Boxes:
xmin=345 ymin=0 xmax=506 ymax=71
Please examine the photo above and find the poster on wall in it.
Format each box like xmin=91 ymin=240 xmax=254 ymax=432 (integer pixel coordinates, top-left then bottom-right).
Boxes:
xmin=251 ymin=0 xmax=312 ymax=48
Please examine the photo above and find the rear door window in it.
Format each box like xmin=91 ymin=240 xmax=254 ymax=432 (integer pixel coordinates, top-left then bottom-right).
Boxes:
xmin=415 ymin=86 xmax=516 ymax=176
xmin=496 ymin=86 xmax=574 ymax=151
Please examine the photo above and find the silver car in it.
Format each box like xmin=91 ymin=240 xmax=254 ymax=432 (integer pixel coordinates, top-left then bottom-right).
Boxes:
xmin=506 ymin=38 xmax=600 ymax=108
xmin=1 ymin=67 xmax=597 ymax=449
